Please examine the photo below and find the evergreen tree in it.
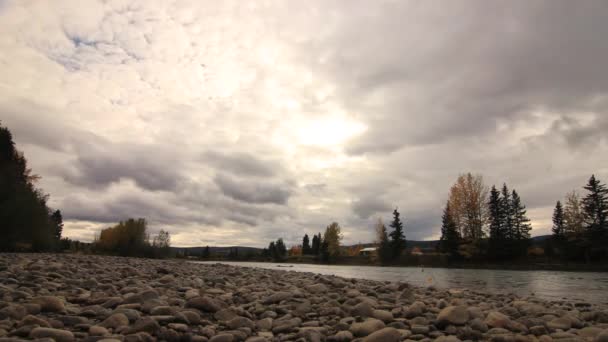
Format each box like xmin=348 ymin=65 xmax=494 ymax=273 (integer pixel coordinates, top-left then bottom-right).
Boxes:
xmin=202 ymin=246 xmax=210 ymax=258
xmin=273 ymin=238 xmax=287 ymax=261
xmin=50 ymin=209 xmax=63 ymax=244
xmin=488 ymin=185 xmax=506 ymax=258
xmin=375 ymin=219 xmax=392 ymax=264
xmin=552 ymin=201 xmax=565 ymax=238
xmin=582 ymin=175 xmax=608 ymax=243
xmin=268 ymin=241 xmax=276 ymax=260
xmin=512 ymin=190 xmax=532 ymax=256
xmin=311 ymin=233 xmax=322 ymax=255
xmin=319 ymin=240 xmax=329 ymax=263
xmin=501 ymin=184 xmax=514 ymax=240
xmin=488 ymin=186 xmax=503 ymax=240
xmin=439 ymin=202 xmax=460 ymax=257
xmin=302 ymin=234 xmax=311 ymax=255
xmin=388 ymin=208 xmax=406 ymax=259
xmin=0 ymin=123 xmax=56 ymax=251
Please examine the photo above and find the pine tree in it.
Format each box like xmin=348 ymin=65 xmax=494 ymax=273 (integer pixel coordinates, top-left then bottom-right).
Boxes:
xmin=50 ymin=210 xmax=63 ymax=243
xmin=582 ymin=175 xmax=608 ymax=243
xmin=0 ymin=123 xmax=56 ymax=251
xmin=268 ymin=241 xmax=276 ymax=260
xmin=488 ymin=186 xmax=503 ymax=241
xmin=275 ymin=238 xmax=287 ymax=261
xmin=302 ymin=234 xmax=311 ymax=255
xmin=501 ymin=184 xmax=514 ymax=240
xmin=512 ymin=190 xmax=532 ymax=256
xmin=202 ymin=246 xmax=210 ymax=258
xmin=552 ymin=201 xmax=565 ymax=238
xmin=488 ymin=185 xmax=505 ymax=258
xmin=375 ymin=219 xmax=392 ymax=264
xmin=439 ymin=202 xmax=460 ymax=257
xmin=388 ymin=208 xmax=406 ymax=259
xmin=311 ymin=233 xmax=321 ymax=255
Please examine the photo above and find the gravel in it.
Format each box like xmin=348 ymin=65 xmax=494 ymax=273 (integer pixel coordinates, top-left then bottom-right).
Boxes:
xmin=1 ymin=253 xmax=607 ymax=341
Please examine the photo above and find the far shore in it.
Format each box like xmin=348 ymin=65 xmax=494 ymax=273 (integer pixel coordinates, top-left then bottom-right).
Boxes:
xmin=188 ymin=257 xmax=608 ymax=273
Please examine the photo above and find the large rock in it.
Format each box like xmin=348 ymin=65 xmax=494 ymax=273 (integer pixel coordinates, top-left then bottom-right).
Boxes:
xmin=226 ymin=316 xmax=255 ymax=330
xmin=0 ymin=305 xmax=27 ymax=320
xmin=124 ymin=317 xmax=160 ymax=334
xmin=31 ymin=296 xmax=65 ymax=313
xmin=596 ymin=329 xmax=608 ymax=342
xmin=306 ymin=283 xmax=328 ymax=293
xmin=272 ymin=317 xmax=302 ymax=333
xmin=350 ymin=318 xmax=386 ymax=337
xmin=485 ymin=311 xmax=512 ymax=329
xmin=372 ymin=309 xmax=394 ymax=322
xmin=362 ymin=327 xmax=401 ymax=342
xmin=437 ymin=306 xmax=469 ymax=325
xmin=577 ymin=327 xmax=603 ymax=340
xmin=100 ymin=313 xmax=129 ymax=328
xmin=215 ymin=308 xmax=238 ymax=322
xmin=209 ymin=334 xmax=234 ymax=342
xmin=547 ymin=317 xmax=572 ymax=331
xmin=124 ymin=290 xmax=159 ymax=304
xmin=330 ymin=330 xmax=354 ymax=341
xmin=186 ymin=296 xmax=224 ymax=312
xmin=352 ymin=302 xmax=374 ymax=317
xmin=29 ymin=327 xmax=74 ymax=342
xmin=434 ymin=336 xmax=462 ymax=342
xmin=89 ymin=325 xmax=110 ymax=336
xmin=262 ymin=291 xmax=292 ymax=304
xmin=256 ymin=318 xmax=273 ymax=330
xmin=404 ymin=301 xmax=426 ymax=318
xmin=19 ymin=314 xmax=50 ymax=328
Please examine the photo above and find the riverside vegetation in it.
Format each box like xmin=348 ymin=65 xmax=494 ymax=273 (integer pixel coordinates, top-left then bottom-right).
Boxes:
xmin=2 ymin=253 xmax=608 ymax=342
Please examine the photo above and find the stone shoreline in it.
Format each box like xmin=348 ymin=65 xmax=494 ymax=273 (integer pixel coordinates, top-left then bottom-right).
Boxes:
xmin=1 ymin=254 xmax=607 ymax=342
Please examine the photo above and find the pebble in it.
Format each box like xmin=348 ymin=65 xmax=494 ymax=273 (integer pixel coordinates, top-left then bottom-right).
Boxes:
xmin=29 ymin=327 xmax=74 ymax=342
xmin=0 ymin=253 xmax=606 ymax=342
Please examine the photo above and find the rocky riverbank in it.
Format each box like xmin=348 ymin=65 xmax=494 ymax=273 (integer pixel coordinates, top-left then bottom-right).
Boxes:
xmin=1 ymin=254 xmax=607 ymax=342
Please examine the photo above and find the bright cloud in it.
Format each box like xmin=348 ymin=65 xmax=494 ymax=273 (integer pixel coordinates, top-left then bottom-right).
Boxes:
xmin=1 ymin=0 xmax=607 ymax=247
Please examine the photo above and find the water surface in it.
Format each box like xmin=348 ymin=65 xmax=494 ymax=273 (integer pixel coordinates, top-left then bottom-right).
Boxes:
xmin=194 ymin=261 xmax=608 ymax=304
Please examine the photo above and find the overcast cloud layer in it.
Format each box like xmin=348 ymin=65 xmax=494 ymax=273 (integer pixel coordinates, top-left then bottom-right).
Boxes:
xmin=1 ymin=0 xmax=607 ymax=247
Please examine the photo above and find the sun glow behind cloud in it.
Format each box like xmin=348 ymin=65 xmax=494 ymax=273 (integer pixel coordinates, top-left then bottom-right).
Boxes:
xmin=296 ymin=114 xmax=367 ymax=148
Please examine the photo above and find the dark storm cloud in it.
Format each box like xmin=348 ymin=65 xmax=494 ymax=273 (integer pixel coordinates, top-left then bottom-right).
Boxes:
xmin=214 ymin=174 xmax=293 ymax=205
xmin=203 ymin=151 xmax=278 ymax=178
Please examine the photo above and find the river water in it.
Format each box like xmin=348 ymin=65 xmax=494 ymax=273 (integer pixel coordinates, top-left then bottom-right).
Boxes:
xmin=193 ymin=261 xmax=608 ymax=304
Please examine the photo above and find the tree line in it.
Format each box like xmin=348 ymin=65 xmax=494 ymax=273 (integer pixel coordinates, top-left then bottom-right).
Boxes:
xmin=438 ymin=173 xmax=608 ymax=263
xmin=550 ymin=175 xmax=608 ymax=262
xmin=439 ymin=173 xmax=535 ymax=261
xmin=93 ymin=218 xmax=172 ymax=258
xmin=1 ymin=123 xmax=63 ymax=251
xmin=262 ymin=222 xmax=347 ymax=263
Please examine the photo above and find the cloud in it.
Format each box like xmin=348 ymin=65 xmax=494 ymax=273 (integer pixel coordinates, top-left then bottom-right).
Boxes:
xmin=203 ymin=151 xmax=279 ymax=178
xmin=1 ymin=0 xmax=607 ymax=247
xmin=352 ymin=197 xmax=391 ymax=220
xmin=214 ymin=174 xmax=293 ymax=205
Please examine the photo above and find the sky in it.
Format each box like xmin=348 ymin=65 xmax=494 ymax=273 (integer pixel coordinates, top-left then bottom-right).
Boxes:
xmin=1 ymin=0 xmax=607 ymax=247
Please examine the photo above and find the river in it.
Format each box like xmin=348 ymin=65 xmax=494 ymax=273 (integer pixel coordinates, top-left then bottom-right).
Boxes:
xmin=193 ymin=261 xmax=608 ymax=304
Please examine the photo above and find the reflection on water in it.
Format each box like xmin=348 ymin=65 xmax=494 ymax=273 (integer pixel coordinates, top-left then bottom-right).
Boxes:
xmin=193 ymin=261 xmax=608 ymax=304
